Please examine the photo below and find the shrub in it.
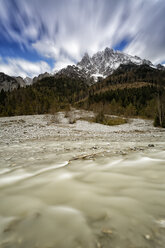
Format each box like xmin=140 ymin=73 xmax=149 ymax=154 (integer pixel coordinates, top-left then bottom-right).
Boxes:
xmin=105 ymin=117 xmax=127 ymax=126
xmin=94 ymin=111 xmax=127 ymax=126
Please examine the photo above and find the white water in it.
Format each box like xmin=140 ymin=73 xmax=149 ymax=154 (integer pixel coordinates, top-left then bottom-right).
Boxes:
xmin=0 ymin=148 xmax=165 ymax=248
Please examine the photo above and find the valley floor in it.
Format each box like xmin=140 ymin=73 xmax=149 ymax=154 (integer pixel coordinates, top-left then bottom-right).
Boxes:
xmin=0 ymin=109 xmax=164 ymax=165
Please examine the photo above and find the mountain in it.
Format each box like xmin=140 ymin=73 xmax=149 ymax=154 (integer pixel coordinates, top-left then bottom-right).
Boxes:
xmin=14 ymin=77 xmax=26 ymax=88
xmin=0 ymin=73 xmax=25 ymax=92
xmin=0 ymin=71 xmax=52 ymax=92
xmin=156 ymin=64 xmax=165 ymax=70
xmin=24 ymin=77 xmax=33 ymax=86
xmin=55 ymin=65 xmax=94 ymax=85
xmin=78 ymin=48 xmax=153 ymax=78
xmin=55 ymin=47 xmax=155 ymax=84
xmin=32 ymin=72 xmax=52 ymax=84
xmin=0 ymin=47 xmax=164 ymax=91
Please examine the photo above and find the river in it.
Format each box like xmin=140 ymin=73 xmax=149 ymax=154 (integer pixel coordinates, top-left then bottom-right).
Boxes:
xmin=0 ymin=113 xmax=165 ymax=248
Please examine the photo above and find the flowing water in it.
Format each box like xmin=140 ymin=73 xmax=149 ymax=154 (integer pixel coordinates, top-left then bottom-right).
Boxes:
xmin=0 ymin=144 xmax=165 ymax=248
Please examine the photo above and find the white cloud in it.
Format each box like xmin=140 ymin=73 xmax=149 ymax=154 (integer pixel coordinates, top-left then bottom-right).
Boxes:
xmin=0 ymin=0 xmax=165 ymax=75
xmin=32 ymin=0 xmax=165 ymax=65
xmin=122 ymin=1 xmax=165 ymax=64
xmin=32 ymin=40 xmax=60 ymax=59
xmin=53 ymin=57 xmax=75 ymax=72
xmin=0 ymin=58 xmax=51 ymax=78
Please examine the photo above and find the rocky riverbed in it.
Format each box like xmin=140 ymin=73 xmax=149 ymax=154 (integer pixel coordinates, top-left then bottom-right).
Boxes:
xmin=0 ymin=110 xmax=165 ymax=248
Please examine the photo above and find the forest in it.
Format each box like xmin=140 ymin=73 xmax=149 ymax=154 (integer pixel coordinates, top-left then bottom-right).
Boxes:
xmin=0 ymin=64 xmax=165 ymax=127
xmin=0 ymin=76 xmax=88 ymax=116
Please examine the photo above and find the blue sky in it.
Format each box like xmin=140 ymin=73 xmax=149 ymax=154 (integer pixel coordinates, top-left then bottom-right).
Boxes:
xmin=0 ymin=0 xmax=165 ymax=78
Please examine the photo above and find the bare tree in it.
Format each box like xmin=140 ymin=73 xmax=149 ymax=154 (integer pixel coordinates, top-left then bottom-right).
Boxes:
xmin=156 ymin=90 xmax=165 ymax=127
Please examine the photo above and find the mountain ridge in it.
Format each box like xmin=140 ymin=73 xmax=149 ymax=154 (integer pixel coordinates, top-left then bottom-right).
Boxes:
xmin=0 ymin=72 xmax=26 ymax=92
xmin=54 ymin=47 xmax=164 ymax=85
xmin=0 ymin=47 xmax=165 ymax=91
xmin=77 ymin=47 xmax=153 ymax=79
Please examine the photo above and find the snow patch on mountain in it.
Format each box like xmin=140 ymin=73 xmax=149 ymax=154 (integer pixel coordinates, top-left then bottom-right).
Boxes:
xmin=54 ymin=47 xmax=157 ymax=84
xmin=77 ymin=47 xmax=154 ymax=80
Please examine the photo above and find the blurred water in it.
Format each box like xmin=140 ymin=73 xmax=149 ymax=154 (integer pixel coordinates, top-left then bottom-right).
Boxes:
xmin=0 ymin=149 xmax=165 ymax=248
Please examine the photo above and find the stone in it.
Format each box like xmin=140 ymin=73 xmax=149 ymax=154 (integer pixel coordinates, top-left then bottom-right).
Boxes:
xmin=148 ymin=144 xmax=154 ymax=147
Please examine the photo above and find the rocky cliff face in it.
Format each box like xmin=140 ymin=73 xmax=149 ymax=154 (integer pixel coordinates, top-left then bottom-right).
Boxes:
xmin=24 ymin=77 xmax=33 ymax=85
xmin=32 ymin=72 xmax=52 ymax=84
xmin=0 ymin=73 xmax=26 ymax=92
xmin=14 ymin=77 xmax=26 ymax=88
xmin=77 ymin=47 xmax=154 ymax=79
xmin=55 ymin=47 xmax=155 ymax=84
xmin=0 ymin=71 xmax=51 ymax=92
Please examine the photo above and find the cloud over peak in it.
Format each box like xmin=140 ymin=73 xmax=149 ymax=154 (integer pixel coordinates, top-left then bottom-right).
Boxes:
xmin=0 ymin=0 xmax=165 ymax=77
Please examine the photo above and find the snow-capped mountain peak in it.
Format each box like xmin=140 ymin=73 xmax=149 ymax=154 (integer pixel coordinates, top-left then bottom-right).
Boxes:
xmin=55 ymin=47 xmax=158 ymax=84
xmin=77 ymin=47 xmax=154 ymax=80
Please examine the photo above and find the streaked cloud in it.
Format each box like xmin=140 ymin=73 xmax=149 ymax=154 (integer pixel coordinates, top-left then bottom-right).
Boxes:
xmin=0 ymin=58 xmax=51 ymax=78
xmin=0 ymin=0 xmax=165 ymax=77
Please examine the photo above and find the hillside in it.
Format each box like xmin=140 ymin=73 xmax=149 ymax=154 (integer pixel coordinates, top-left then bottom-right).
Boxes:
xmin=0 ymin=63 xmax=165 ymax=127
xmin=88 ymin=63 xmax=165 ymax=93
xmin=77 ymin=64 xmax=165 ymax=126
xmin=0 ymin=76 xmax=88 ymax=116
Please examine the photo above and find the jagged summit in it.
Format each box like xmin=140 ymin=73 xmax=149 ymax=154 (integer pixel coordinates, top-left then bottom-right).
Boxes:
xmin=79 ymin=52 xmax=91 ymax=67
xmin=53 ymin=47 xmax=160 ymax=85
xmin=77 ymin=47 xmax=154 ymax=81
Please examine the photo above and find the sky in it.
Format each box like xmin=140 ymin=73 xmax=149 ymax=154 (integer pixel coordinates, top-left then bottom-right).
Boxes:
xmin=0 ymin=0 xmax=165 ymax=78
